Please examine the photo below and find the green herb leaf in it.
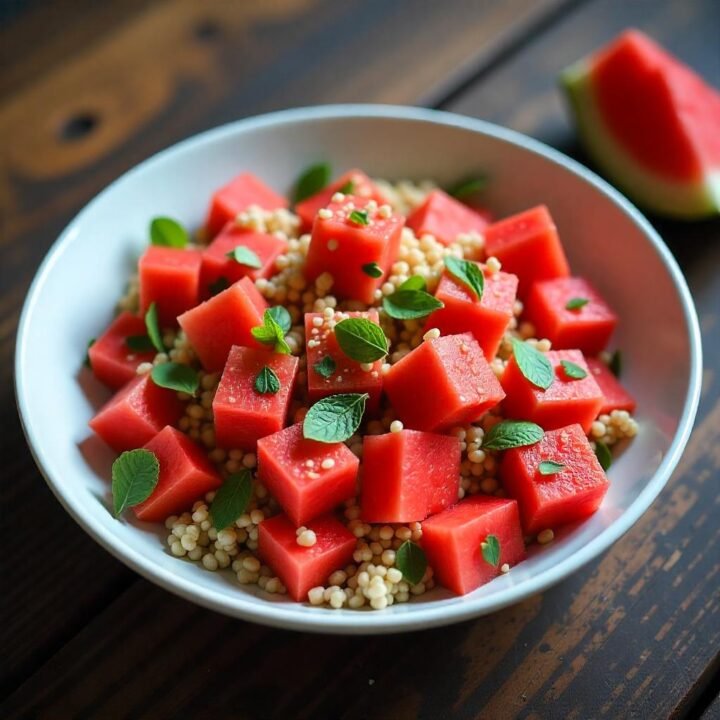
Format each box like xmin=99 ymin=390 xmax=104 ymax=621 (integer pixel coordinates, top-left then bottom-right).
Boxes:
xmin=348 ymin=209 xmax=369 ymax=226
xmin=294 ymin=162 xmax=331 ymax=203
xmin=111 ymin=449 xmax=159 ymax=517
xmin=565 ymin=297 xmax=589 ymax=311
xmin=254 ymin=365 xmax=280 ymax=394
xmin=538 ymin=460 xmax=565 ymax=475
xmin=447 ymin=176 xmax=488 ymax=200
xmin=144 ymin=302 xmax=166 ymax=353
xmin=362 ymin=262 xmax=383 ymax=279
xmin=382 ymin=289 xmax=444 ymax=320
xmin=251 ymin=309 xmax=291 ymax=354
xmin=226 ymin=246 xmax=262 ymax=268
xmin=126 ymin=335 xmax=155 ymax=352
xmin=313 ymin=355 xmax=337 ymax=379
xmin=151 ymin=362 xmax=199 ymax=394
xmin=396 ymin=541 xmax=427 ymax=585
xmin=266 ymin=305 xmax=292 ymax=334
xmin=560 ymin=359 xmax=587 ymax=380
xmin=482 ymin=420 xmax=544 ymax=451
xmin=337 ymin=179 xmax=355 ymax=195
xmin=85 ymin=338 xmax=96 ymax=369
xmin=511 ymin=338 xmax=554 ymax=390
xmin=444 ymin=256 xmax=484 ymax=300
xmin=303 ymin=393 xmax=368 ymax=443
xmin=399 ymin=275 xmax=427 ymax=292
xmin=595 ymin=441 xmax=612 ymax=471
xmin=209 ymin=276 xmax=230 ymax=296
xmin=150 ymin=217 xmax=189 ymax=248
xmin=609 ymin=349 xmax=622 ymax=378
xmin=334 ymin=318 xmax=388 ymax=363
xmin=210 ymin=470 xmax=253 ymax=530
xmin=481 ymin=534 xmax=500 ymax=567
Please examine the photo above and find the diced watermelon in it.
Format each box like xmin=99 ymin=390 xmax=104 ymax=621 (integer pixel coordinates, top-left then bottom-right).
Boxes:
xmin=133 ymin=426 xmax=222 ymax=522
xmin=213 ymin=345 xmax=299 ymax=449
xmin=257 ymin=423 xmax=358 ymax=526
xmin=205 ymin=172 xmax=288 ymax=238
xmin=304 ymin=195 xmax=405 ymax=304
xmin=421 ymin=496 xmax=526 ymax=596
xmin=425 ymin=264 xmax=518 ymax=360
xmin=586 ymin=357 xmax=636 ymax=414
xmin=305 ymin=309 xmax=383 ymax=412
xmin=88 ymin=311 xmax=156 ymax=390
xmin=484 ymin=205 xmax=570 ymax=298
xmin=500 ymin=423 xmax=609 ymax=534
xmin=360 ymin=430 xmax=460 ymax=523
xmin=258 ymin=513 xmax=356 ymax=601
xmin=406 ymin=189 xmax=491 ymax=246
xmin=384 ymin=333 xmax=505 ymax=432
xmin=502 ymin=349 xmax=603 ymax=432
xmin=295 ymin=169 xmax=387 ymax=230
xmin=525 ymin=277 xmax=618 ymax=355
xmin=200 ymin=223 xmax=288 ymax=298
xmin=89 ymin=374 xmax=184 ymax=452
xmin=139 ymin=246 xmax=203 ymax=327
xmin=178 ymin=277 xmax=267 ymax=371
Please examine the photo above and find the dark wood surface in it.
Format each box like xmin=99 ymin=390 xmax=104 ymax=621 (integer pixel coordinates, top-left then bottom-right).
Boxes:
xmin=2 ymin=0 xmax=718 ymax=717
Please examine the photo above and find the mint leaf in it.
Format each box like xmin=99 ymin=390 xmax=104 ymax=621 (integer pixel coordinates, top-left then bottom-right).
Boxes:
xmin=334 ymin=318 xmax=388 ymax=363
xmin=348 ymin=209 xmax=369 ymax=226
xmin=303 ymin=393 xmax=368 ymax=443
xmin=209 ymin=276 xmax=229 ymax=296
xmin=266 ymin=305 xmax=292 ymax=334
xmin=337 ymin=179 xmax=355 ymax=195
xmin=210 ymin=470 xmax=253 ymax=530
xmin=112 ymin=449 xmax=159 ymax=517
xmin=481 ymin=534 xmax=500 ymax=567
xmin=400 ymin=276 xmax=427 ymax=292
xmin=444 ymin=256 xmax=484 ymax=300
xmin=383 ymin=289 xmax=444 ymax=320
xmin=294 ymin=162 xmax=331 ymax=203
xmin=362 ymin=262 xmax=383 ymax=279
xmin=482 ymin=420 xmax=544 ymax=451
xmin=538 ymin=460 xmax=565 ymax=475
xmin=511 ymin=338 xmax=554 ymax=390
xmin=126 ymin=335 xmax=155 ymax=352
xmin=595 ymin=441 xmax=612 ymax=471
xmin=396 ymin=541 xmax=427 ymax=585
xmin=150 ymin=217 xmax=189 ymax=248
xmin=255 ymin=365 xmax=280 ymax=394
xmin=447 ymin=176 xmax=488 ymax=200
xmin=566 ymin=297 xmax=589 ymax=311
xmin=226 ymin=246 xmax=262 ymax=269
xmin=560 ymin=359 xmax=587 ymax=380
xmin=85 ymin=338 xmax=96 ymax=368
xmin=609 ymin=349 xmax=622 ymax=378
xmin=151 ymin=362 xmax=199 ymax=394
xmin=313 ymin=355 xmax=336 ymax=379
xmin=144 ymin=302 xmax=166 ymax=353
xmin=251 ymin=309 xmax=291 ymax=354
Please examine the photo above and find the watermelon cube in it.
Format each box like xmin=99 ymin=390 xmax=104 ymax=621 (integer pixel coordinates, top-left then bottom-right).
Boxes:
xmin=421 ymin=496 xmax=526 ymax=595
xmin=586 ymin=357 xmax=636 ymax=415
xmin=384 ymin=333 xmax=505 ymax=432
xmin=525 ymin=277 xmax=618 ymax=355
xmin=257 ymin=423 xmax=359 ymax=526
xmin=304 ymin=195 xmax=405 ymax=304
xmin=502 ymin=349 xmax=603 ymax=432
xmin=305 ymin=309 xmax=383 ymax=412
xmin=89 ymin=374 xmax=184 ymax=452
xmin=500 ymin=423 xmax=609 ymax=534
xmin=213 ymin=345 xmax=299 ymax=449
xmin=200 ymin=223 xmax=288 ymax=297
xmin=258 ymin=513 xmax=356 ymax=601
xmin=133 ymin=426 xmax=222 ymax=522
xmin=425 ymin=264 xmax=518 ymax=360
xmin=205 ymin=172 xmax=288 ymax=238
xmin=360 ymin=430 xmax=460 ymax=523
xmin=139 ymin=246 xmax=203 ymax=327
xmin=88 ymin=311 xmax=156 ymax=390
xmin=295 ymin=169 xmax=387 ymax=230
xmin=178 ymin=277 xmax=267 ymax=371
xmin=406 ymin=189 xmax=491 ymax=246
xmin=484 ymin=205 xmax=570 ymax=298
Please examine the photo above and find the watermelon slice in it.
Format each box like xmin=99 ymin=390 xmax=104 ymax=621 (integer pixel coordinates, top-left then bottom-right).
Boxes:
xmin=586 ymin=357 xmax=636 ymax=415
xmin=562 ymin=30 xmax=720 ymax=218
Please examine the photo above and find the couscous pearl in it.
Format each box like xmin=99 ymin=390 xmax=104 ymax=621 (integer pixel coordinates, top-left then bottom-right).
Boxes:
xmin=297 ymin=529 xmax=317 ymax=547
xmin=321 ymin=458 xmax=336 ymax=470
xmin=202 ymin=553 xmax=219 ymax=571
xmin=423 ymin=328 xmax=440 ymax=341
xmin=390 ymin=420 xmax=404 ymax=433
xmin=500 ymin=563 xmax=510 ymax=573
xmin=538 ymin=529 xmax=555 ymax=545
xmin=370 ymin=595 xmax=388 ymax=610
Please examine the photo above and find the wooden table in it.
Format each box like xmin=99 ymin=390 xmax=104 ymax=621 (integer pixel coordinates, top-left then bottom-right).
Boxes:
xmin=2 ymin=1 xmax=718 ymax=717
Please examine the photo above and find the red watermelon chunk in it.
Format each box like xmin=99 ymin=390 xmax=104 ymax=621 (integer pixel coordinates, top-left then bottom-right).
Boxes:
xmin=178 ymin=277 xmax=267 ymax=371
xmin=502 ymin=349 xmax=603 ymax=432
xmin=525 ymin=277 xmax=618 ymax=355
xmin=586 ymin=357 xmax=636 ymax=415
xmin=360 ymin=429 xmax=460 ymax=523
xmin=500 ymin=423 xmax=609 ymax=534
xmin=305 ymin=309 xmax=383 ymax=412
xmin=421 ymin=496 xmax=526 ymax=596
xmin=384 ymin=333 xmax=505 ymax=432
xmin=258 ymin=513 xmax=356 ymax=601
xmin=133 ymin=426 xmax=222 ymax=522
xmin=213 ymin=345 xmax=299 ymax=450
xmin=200 ymin=223 xmax=288 ymax=297
xmin=425 ymin=263 xmax=518 ymax=360
xmin=406 ymin=189 xmax=491 ymax=246
xmin=89 ymin=374 xmax=184 ymax=452
xmin=484 ymin=205 xmax=570 ymax=299
xmin=139 ymin=246 xmax=203 ymax=327
xmin=88 ymin=311 xmax=156 ymax=390
xmin=205 ymin=172 xmax=288 ymax=238
xmin=304 ymin=195 xmax=405 ymax=303
xmin=257 ymin=423 xmax=358 ymax=526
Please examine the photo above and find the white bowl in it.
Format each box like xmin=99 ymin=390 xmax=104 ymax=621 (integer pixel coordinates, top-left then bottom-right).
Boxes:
xmin=15 ymin=105 xmax=702 ymax=634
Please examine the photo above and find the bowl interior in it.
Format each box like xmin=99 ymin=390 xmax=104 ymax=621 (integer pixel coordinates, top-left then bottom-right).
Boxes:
xmin=16 ymin=106 xmax=700 ymax=633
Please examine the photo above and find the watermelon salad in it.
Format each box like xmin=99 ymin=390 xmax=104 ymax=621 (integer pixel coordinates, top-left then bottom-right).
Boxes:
xmin=84 ymin=165 xmax=638 ymax=610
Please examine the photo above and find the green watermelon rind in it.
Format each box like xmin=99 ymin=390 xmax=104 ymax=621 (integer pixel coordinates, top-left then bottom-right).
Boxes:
xmin=561 ymin=60 xmax=720 ymax=220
